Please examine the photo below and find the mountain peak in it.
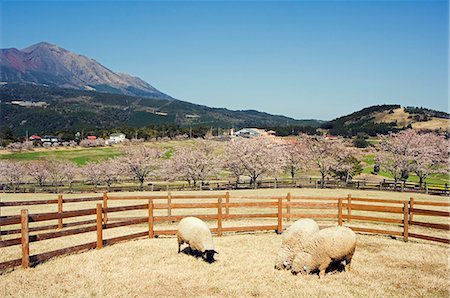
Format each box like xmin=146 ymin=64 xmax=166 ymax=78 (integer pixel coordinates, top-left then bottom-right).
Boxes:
xmin=0 ymin=42 xmax=171 ymax=99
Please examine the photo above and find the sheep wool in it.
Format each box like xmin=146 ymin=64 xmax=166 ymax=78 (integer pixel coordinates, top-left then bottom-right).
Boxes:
xmin=177 ymin=217 xmax=217 ymax=262
xmin=291 ymin=226 xmax=356 ymax=278
xmin=274 ymin=218 xmax=319 ymax=270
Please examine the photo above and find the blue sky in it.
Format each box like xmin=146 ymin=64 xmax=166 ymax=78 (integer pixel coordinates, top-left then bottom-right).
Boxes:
xmin=1 ymin=0 xmax=448 ymax=120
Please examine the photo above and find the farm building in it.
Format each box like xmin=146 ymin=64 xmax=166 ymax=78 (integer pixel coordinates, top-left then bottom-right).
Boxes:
xmin=108 ymin=133 xmax=126 ymax=144
xmin=234 ymin=128 xmax=276 ymax=138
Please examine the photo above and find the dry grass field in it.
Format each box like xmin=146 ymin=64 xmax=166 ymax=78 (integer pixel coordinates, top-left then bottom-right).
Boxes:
xmin=0 ymin=232 xmax=449 ymax=297
xmin=1 ymin=188 xmax=449 ymax=297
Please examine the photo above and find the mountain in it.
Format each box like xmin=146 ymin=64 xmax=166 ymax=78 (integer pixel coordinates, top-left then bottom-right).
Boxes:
xmin=0 ymin=42 xmax=170 ymax=99
xmin=323 ymin=105 xmax=449 ymax=136
xmin=0 ymin=83 xmax=323 ymax=135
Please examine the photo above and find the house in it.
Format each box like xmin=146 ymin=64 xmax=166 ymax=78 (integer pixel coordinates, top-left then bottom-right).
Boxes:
xmin=41 ymin=135 xmax=60 ymax=144
xmin=234 ymin=128 xmax=275 ymax=139
xmin=108 ymin=133 xmax=126 ymax=144
xmin=29 ymin=135 xmax=42 ymax=141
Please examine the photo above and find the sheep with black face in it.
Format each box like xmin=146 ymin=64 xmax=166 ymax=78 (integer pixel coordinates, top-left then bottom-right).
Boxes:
xmin=177 ymin=217 xmax=218 ymax=263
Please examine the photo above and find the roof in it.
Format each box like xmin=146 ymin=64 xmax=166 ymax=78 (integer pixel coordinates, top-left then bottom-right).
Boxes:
xmin=110 ymin=133 xmax=125 ymax=137
xmin=87 ymin=136 xmax=97 ymax=140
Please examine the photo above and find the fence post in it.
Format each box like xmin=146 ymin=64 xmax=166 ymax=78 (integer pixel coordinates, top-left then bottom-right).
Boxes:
xmin=286 ymin=193 xmax=291 ymax=222
xmin=96 ymin=204 xmax=103 ymax=249
xmin=346 ymin=194 xmax=352 ymax=223
xmin=403 ymin=201 xmax=409 ymax=242
xmin=167 ymin=191 xmax=173 ymax=222
xmin=57 ymin=194 xmax=63 ymax=229
xmin=217 ymin=198 xmax=222 ymax=237
xmin=225 ymin=192 xmax=230 ymax=220
xmin=408 ymin=197 xmax=414 ymax=225
xmin=338 ymin=198 xmax=343 ymax=226
xmin=277 ymin=197 xmax=283 ymax=234
xmin=274 ymin=178 xmax=277 ymax=189
xmin=102 ymin=192 xmax=108 ymax=224
xmin=148 ymin=199 xmax=154 ymax=238
xmin=21 ymin=209 xmax=29 ymax=268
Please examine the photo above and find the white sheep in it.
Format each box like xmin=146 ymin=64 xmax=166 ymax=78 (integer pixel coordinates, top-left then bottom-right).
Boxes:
xmin=176 ymin=216 xmax=218 ymax=263
xmin=291 ymin=226 xmax=356 ymax=278
xmin=274 ymin=218 xmax=320 ymax=270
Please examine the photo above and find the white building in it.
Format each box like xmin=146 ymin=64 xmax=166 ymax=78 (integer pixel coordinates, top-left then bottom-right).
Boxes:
xmin=108 ymin=133 xmax=126 ymax=144
xmin=234 ymin=128 xmax=275 ymax=139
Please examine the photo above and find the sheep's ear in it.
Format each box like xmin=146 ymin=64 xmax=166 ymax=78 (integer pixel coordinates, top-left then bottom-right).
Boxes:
xmin=213 ymin=250 xmax=219 ymax=254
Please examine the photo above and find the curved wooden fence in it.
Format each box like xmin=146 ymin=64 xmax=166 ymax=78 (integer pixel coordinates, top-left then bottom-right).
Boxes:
xmin=0 ymin=192 xmax=448 ymax=271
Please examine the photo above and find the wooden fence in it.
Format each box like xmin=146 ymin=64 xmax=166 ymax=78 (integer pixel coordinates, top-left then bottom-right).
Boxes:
xmin=0 ymin=193 xmax=448 ymax=271
xmin=2 ymin=177 xmax=448 ymax=196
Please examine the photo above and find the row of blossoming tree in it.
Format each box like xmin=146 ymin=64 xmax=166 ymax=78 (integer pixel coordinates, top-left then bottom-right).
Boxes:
xmin=0 ymin=129 xmax=447 ymax=192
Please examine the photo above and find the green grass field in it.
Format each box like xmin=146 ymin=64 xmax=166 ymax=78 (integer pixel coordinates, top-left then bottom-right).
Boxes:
xmin=0 ymin=147 xmax=123 ymax=165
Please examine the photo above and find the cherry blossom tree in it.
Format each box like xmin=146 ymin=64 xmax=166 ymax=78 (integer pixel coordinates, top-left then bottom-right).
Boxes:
xmin=83 ymin=161 xmax=103 ymax=190
xmin=120 ymin=145 xmax=163 ymax=190
xmin=167 ymin=140 xmax=219 ymax=187
xmin=0 ymin=161 xmax=26 ymax=192
xmin=376 ymin=129 xmax=449 ymax=189
xmin=410 ymin=133 xmax=448 ymax=188
xmin=99 ymin=159 xmax=121 ymax=191
xmin=299 ymin=134 xmax=358 ymax=187
xmin=61 ymin=161 xmax=78 ymax=193
xmin=280 ymin=140 xmax=307 ymax=182
xmin=26 ymin=161 xmax=50 ymax=188
xmin=377 ymin=129 xmax=421 ymax=188
xmin=222 ymin=138 xmax=283 ymax=187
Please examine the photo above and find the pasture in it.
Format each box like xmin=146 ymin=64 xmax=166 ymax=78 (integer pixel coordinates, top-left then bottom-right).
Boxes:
xmin=0 ymin=188 xmax=449 ymax=297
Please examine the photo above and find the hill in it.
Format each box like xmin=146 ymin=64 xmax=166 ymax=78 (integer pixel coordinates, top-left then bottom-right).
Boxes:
xmin=0 ymin=83 xmax=322 ymax=135
xmin=323 ymin=105 xmax=449 ymax=136
xmin=0 ymin=42 xmax=170 ymax=99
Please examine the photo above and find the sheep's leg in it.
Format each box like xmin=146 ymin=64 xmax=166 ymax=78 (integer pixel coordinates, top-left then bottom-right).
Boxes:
xmin=318 ymin=258 xmax=331 ymax=279
xmin=344 ymin=247 xmax=355 ymax=272
xmin=177 ymin=235 xmax=183 ymax=253
xmin=344 ymin=255 xmax=353 ymax=272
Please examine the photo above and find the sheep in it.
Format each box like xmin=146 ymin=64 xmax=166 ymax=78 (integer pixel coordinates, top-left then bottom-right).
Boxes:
xmin=291 ymin=226 xmax=356 ymax=278
xmin=176 ymin=216 xmax=218 ymax=263
xmin=274 ymin=218 xmax=320 ymax=270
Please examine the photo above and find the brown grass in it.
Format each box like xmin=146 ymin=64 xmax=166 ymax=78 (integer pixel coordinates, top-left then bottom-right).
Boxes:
xmin=0 ymin=232 xmax=449 ymax=297
xmin=1 ymin=189 xmax=449 ymax=297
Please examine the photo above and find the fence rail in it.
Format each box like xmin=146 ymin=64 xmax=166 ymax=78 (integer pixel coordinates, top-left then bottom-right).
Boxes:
xmin=0 ymin=192 xmax=449 ymax=271
xmin=2 ymin=176 xmax=449 ymax=195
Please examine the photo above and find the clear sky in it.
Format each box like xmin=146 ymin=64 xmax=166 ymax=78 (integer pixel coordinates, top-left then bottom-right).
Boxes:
xmin=1 ymin=0 xmax=448 ymax=120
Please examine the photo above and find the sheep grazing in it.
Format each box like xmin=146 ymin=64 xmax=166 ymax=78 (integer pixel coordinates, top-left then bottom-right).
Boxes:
xmin=176 ymin=217 xmax=218 ymax=263
xmin=291 ymin=226 xmax=356 ymax=278
xmin=274 ymin=218 xmax=319 ymax=270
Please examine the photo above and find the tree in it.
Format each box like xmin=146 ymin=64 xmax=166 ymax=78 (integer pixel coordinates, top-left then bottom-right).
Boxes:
xmin=377 ymin=130 xmax=417 ymax=186
xmin=167 ymin=140 xmax=219 ymax=187
xmin=27 ymin=161 xmax=49 ymax=188
xmin=0 ymin=161 xmax=25 ymax=192
xmin=121 ymin=145 xmax=162 ymax=190
xmin=409 ymin=132 xmax=448 ymax=188
xmin=61 ymin=161 xmax=78 ymax=193
xmin=83 ymin=162 xmax=103 ymax=190
xmin=46 ymin=160 xmax=66 ymax=190
xmin=222 ymin=138 xmax=283 ymax=187
xmin=300 ymin=134 xmax=357 ymax=187
xmin=99 ymin=159 xmax=121 ymax=191
xmin=221 ymin=142 xmax=247 ymax=187
xmin=280 ymin=140 xmax=307 ymax=182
